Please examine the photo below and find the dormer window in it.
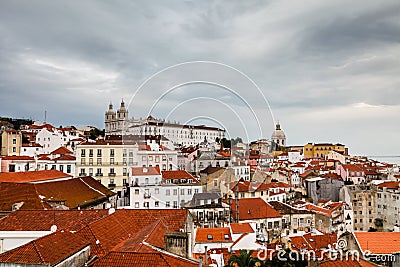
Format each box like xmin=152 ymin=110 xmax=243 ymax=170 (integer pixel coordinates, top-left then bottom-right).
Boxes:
xmin=207 ymin=234 xmax=213 ymax=240
xmin=224 ymin=234 xmax=229 ymax=240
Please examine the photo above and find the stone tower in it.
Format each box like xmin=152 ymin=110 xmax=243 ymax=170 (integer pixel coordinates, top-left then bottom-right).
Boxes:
xmin=116 ymin=99 xmax=129 ymax=131
xmin=105 ymin=102 xmax=116 ymax=134
xmin=271 ymin=122 xmax=286 ymax=151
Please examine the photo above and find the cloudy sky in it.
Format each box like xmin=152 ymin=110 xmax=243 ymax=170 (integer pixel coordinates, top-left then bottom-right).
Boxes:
xmin=1 ymin=0 xmax=399 ymax=156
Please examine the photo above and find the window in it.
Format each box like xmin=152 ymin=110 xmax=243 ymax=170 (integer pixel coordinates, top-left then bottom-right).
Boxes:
xmin=110 ymin=149 xmax=114 ymax=157
xmin=143 ymin=202 xmax=149 ymax=208
xmin=81 ymin=149 xmax=86 ymax=157
xmin=166 ymin=189 xmax=170 ymax=196
xmin=97 ymin=149 xmax=102 ymax=157
xmin=123 ymin=168 xmax=127 ymax=176
xmin=81 ymin=158 xmax=86 ymax=165
xmin=240 ymin=192 xmax=245 ymax=198
xmin=149 ymin=156 xmax=153 ymax=161
xmin=89 ymin=168 xmax=93 ymax=176
xmin=145 ymin=178 xmax=149 ymax=185
xmin=155 ymin=156 xmax=160 ymax=163
xmin=188 ymin=189 xmax=192 ymax=195
xmin=214 ymin=180 xmax=218 ymax=187
xmin=173 ymin=189 xmax=177 ymax=195
xmin=162 ymin=156 xmax=166 ymax=161
xmin=80 ymin=168 xmax=85 ymax=175
xmin=155 ymin=201 xmax=159 ymax=207
xmin=12 ymin=147 xmax=16 ymax=152
xmin=110 ymin=158 xmax=114 ymax=165
xmin=142 ymin=155 xmax=147 ymax=161
xmin=123 ymin=178 xmax=126 ymax=185
xmin=51 ymin=165 xmax=56 ymax=170
xmin=181 ymin=189 xmax=185 ymax=195
xmin=97 ymin=158 xmax=102 ymax=165
xmin=268 ymin=222 xmax=272 ymax=229
xmin=12 ymin=139 xmax=16 ymax=144
xmin=129 ymin=149 xmax=133 ymax=157
xmin=110 ymin=168 xmax=115 ymax=174
xmin=166 ymin=201 xmax=170 ymax=208
xmin=251 ymin=192 xmax=255 ymax=197
xmin=59 ymin=165 xmax=64 ymax=172
xmin=135 ymin=202 xmax=139 ymax=208
xmin=173 ymin=201 xmax=178 ymax=208
xmin=89 ymin=149 xmax=93 ymax=157
xmin=66 ymin=165 xmax=71 ymax=173
xmin=96 ymin=168 xmax=102 ymax=175
xmin=135 ymin=189 xmax=139 ymax=195
xmin=195 ymin=189 xmax=199 ymax=194
xmin=155 ymin=188 xmax=159 ymax=194
xmin=109 ymin=178 xmax=114 ymax=184
xmin=123 ymin=149 xmax=127 ymax=157
xmin=368 ymin=202 xmax=371 ymax=206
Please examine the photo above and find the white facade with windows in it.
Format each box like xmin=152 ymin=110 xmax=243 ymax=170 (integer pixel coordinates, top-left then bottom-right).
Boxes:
xmin=36 ymin=128 xmax=78 ymax=154
xmin=104 ymin=101 xmax=225 ymax=147
xmin=124 ymin=167 xmax=203 ymax=209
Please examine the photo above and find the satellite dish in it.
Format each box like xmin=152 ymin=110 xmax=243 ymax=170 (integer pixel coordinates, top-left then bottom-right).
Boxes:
xmin=50 ymin=225 xmax=57 ymax=232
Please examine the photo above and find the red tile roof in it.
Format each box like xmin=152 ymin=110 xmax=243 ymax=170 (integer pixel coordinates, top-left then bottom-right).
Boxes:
xmin=53 ymin=155 xmax=76 ymax=161
xmin=0 ymin=231 xmax=89 ymax=265
xmin=230 ymin=223 xmax=254 ymax=234
xmin=50 ymin=146 xmax=73 ymax=155
xmin=0 ymin=170 xmax=71 ymax=183
xmin=93 ymin=252 xmax=171 ymax=267
xmin=76 ymin=209 xmax=188 ymax=258
xmin=229 ymin=198 xmax=282 ymax=221
xmin=377 ymin=181 xmax=399 ymax=189
xmin=1 ymin=155 xmax=35 ymax=161
xmin=0 ymin=177 xmax=115 ymax=211
xmin=0 ymin=210 xmax=109 ymax=231
xmin=162 ymin=170 xmax=195 ymax=180
xmin=195 ymin=227 xmax=232 ymax=243
xmin=290 ymin=233 xmax=336 ymax=251
xmin=341 ymin=164 xmax=364 ymax=172
xmin=354 ymin=232 xmax=400 ymax=254
xmin=131 ymin=166 xmax=161 ymax=176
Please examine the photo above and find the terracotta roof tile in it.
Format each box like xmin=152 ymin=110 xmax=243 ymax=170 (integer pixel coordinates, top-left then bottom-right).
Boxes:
xmin=131 ymin=166 xmax=160 ymax=176
xmin=195 ymin=227 xmax=232 ymax=243
xmin=230 ymin=223 xmax=254 ymax=234
xmin=354 ymin=232 xmax=400 ymax=254
xmin=0 ymin=170 xmax=71 ymax=183
xmin=0 ymin=156 xmax=35 ymax=161
xmin=229 ymin=198 xmax=281 ymax=221
xmin=93 ymin=252 xmax=171 ymax=267
xmin=0 ymin=231 xmax=89 ymax=265
xmin=0 ymin=177 xmax=115 ymax=211
xmin=161 ymin=170 xmax=195 ymax=180
xmin=0 ymin=210 xmax=109 ymax=231
xmin=377 ymin=181 xmax=399 ymax=189
xmin=50 ymin=146 xmax=73 ymax=155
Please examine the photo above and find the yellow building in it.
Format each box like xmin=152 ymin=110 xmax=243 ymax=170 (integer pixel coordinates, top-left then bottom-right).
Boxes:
xmin=1 ymin=130 xmax=22 ymax=156
xmin=303 ymin=143 xmax=347 ymax=159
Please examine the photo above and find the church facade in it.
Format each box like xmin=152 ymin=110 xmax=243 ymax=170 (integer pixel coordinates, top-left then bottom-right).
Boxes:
xmin=105 ymin=100 xmax=226 ymax=147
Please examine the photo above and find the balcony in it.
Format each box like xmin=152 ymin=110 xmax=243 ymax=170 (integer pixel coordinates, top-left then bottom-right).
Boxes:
xmin=108 ymin=183 xmax=116 ymax=189
xmin=79 ymin=173 xmax=87 ymax=177
xmin=108 ymin=173 xmax=116 ymax=177
xmin=95 ymin=173 xmax=103 ymax=177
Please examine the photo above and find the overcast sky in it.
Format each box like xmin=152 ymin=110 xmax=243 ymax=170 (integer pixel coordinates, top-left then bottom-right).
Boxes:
xmin=1 ymin=0 xmax=399 ymax=156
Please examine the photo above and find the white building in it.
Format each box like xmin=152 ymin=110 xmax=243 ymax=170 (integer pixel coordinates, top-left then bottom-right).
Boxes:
xmin=35 ymin=127 xmax=79 ymax=154
xmin=104 ymin=101 xmax=225 ymax=147
xmin=231 ymin=164 xmax=251 ymax=181
xmin=125 ymin=167 xmax=203 ymax=209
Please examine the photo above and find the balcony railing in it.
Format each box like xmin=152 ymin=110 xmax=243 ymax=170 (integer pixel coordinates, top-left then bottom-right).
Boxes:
xmin=95 ymin=173 xmax=103 ymax=177
xmin=108 ymin=173 xmax=116 ymax=177
xmin=108 ymin=183 xmax=116 ymax=188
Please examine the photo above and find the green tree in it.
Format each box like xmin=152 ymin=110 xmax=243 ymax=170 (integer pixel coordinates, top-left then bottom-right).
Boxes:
xmin=226 ymin=250 xmax=261 ymax=267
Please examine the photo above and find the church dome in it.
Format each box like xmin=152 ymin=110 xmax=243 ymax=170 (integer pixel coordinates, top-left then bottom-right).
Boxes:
xmin=271 ymin=123 xmax=286 ymax=140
